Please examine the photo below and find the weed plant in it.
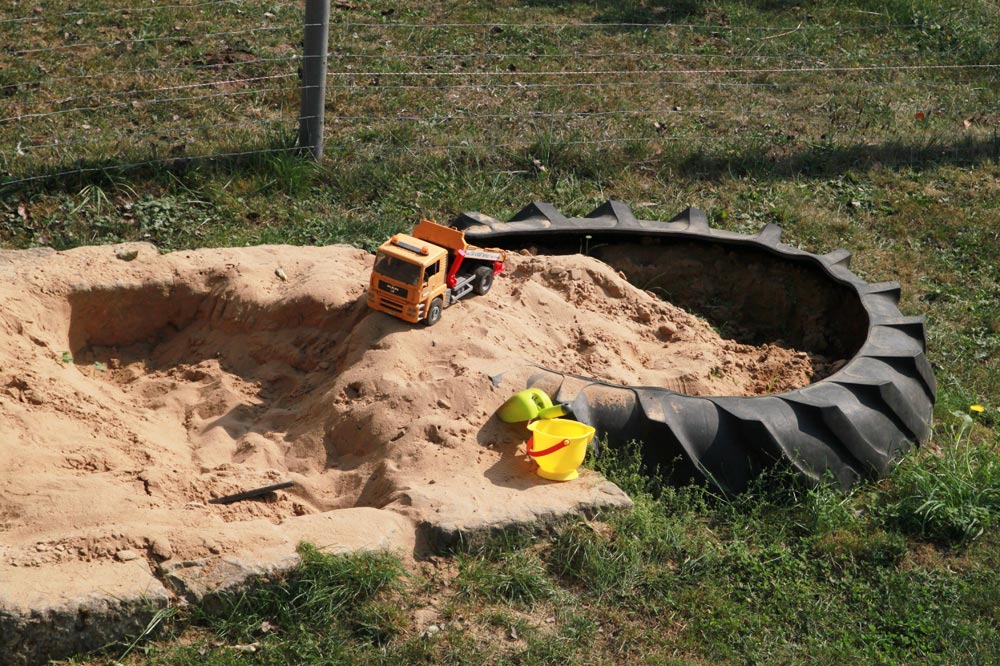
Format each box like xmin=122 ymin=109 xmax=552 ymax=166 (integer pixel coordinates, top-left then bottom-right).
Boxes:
xmin=887 ymin=412 xmax=1000 ymax=543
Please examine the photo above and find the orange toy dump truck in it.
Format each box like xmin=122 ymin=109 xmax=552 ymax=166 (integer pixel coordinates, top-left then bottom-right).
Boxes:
xmin=367 ymin=219 xmax=507 ymax=325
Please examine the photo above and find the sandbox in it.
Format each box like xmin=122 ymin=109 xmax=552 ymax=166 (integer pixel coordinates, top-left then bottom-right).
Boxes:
xmin=0 ymin=205 xmax=933 ymax=662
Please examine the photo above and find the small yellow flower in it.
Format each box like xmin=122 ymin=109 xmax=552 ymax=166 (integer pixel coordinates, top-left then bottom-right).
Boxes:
xmin=970 ymin=404 xmax=985 ymax=413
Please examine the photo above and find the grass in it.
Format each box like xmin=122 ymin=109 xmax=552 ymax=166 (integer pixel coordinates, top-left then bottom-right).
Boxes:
xmin=2 ymin=0 xmax=998 ymax=664
xmin=95 ymin=545 xmax=411 ymax=664
xmin=888 ymin=412 xmax=1000 ymax=543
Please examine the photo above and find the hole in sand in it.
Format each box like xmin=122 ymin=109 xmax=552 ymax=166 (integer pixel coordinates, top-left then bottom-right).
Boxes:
xmin=491 ymin=236 xmax=869 ymax=395
xmin=63 ymin=279 xmax=378 ymax=524
xmin=591 ymin=240 xmax=868 ymax=362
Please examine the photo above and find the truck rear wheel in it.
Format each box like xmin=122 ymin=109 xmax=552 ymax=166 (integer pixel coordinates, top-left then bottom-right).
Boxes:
xmin=425 ymin=297 xmax=443 ymax=326
xmin=473 ymin=265 xmax=494 ymax=295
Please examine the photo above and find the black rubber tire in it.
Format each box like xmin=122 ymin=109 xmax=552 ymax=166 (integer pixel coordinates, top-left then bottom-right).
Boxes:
xmin=425 ymin=297 xmax=443 ymax=326
xmin=473 ymin=265 xmax=494 ymax=296
xmin=454 ymin=201 xmax=935 ymax=494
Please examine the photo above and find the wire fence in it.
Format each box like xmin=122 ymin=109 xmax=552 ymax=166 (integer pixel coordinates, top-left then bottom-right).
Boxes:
xmin=1 ymin=2 xmax=998 ymax=189
xmin=0 ymin=0 xmax=307 ymax=187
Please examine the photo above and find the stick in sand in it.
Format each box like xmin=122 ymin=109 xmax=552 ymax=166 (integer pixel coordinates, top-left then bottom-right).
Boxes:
xmin=209 ymin=481 xmax=295 ymax=505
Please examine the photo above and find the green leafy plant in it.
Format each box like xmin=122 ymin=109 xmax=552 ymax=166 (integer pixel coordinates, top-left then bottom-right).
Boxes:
xmin=886 ymin=411 xmax=1000 ymax=544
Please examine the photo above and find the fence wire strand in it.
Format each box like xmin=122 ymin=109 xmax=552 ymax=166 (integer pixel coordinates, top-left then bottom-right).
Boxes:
xmin=4 ymin=115 xmax=311 ymax=156
xmin=0 ymin=84 xmax=309 ymax=125
xmin=321 ymin=79 xmax=992 ymax=91
xmin=5 ymin=64 xmax=991 ymax=119
xmin=329 ymin=50 xmax=995 ymax=66
xmin=2 ymin=146 xmax=304 ymax=187
xmin=9 ymin=55 xmax=992 ymax=99
xmin=0 ymin=73 xmax=299 ymax=115
xmin=320 ymin=64 xmax=1000 ymax=77
xmin=11 ymin=102 xmax=995 ymax=160
xmin=331 ymin=20 xmax=928 ymax=31
xmin=6 ymin=56 xmax=304 ymax=93
xmin=10 ymin=22 xmax=320 ymax=56
xmin=0 ymin=0 xmax=243 ymax=25
xmin=9 ymin=127 xmax=991 ymax=188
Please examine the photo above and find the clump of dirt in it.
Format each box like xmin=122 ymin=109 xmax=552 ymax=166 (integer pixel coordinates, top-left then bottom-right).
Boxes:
xmin=0 ymin=242 xmax=830 ymax=600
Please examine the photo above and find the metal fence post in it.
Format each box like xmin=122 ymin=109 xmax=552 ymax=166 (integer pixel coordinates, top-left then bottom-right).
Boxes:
xmin=298 ymin=0 xmax=330 ymax=160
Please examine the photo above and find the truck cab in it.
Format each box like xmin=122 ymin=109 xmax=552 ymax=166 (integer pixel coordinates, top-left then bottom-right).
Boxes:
xmin=367 ymin=219 xmax=505 ymax=325
xmin=368 ymin=232 xmax=449 ymax=324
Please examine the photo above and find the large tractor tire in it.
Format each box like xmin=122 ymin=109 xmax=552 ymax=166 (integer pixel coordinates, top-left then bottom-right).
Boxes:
xmin=453 ymin=201 xmax=935 ymax=494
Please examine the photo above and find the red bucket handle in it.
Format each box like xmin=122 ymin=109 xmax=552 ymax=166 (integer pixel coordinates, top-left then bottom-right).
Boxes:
xmin=526 ymin=435 xmax=571 ymax=458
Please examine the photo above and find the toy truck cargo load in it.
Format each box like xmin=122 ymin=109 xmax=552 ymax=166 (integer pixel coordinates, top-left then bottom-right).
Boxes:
xmin=367 ymin=219 xmax=507 ymax=325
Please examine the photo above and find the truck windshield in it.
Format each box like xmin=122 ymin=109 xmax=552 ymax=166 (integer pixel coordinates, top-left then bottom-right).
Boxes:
xmin=374 ymin=252 xmax=422 ymax=286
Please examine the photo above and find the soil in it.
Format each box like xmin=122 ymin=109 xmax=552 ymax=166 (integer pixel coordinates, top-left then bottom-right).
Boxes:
xmin=0 ymin=242 xmax=827 ymax=605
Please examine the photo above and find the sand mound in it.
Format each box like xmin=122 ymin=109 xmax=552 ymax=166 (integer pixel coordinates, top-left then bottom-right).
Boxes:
xmin=0 ymin=242 xmax=820 ymax=621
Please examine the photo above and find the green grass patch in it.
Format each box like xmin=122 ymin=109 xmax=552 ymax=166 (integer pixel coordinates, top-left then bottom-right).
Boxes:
xmin=195 ymin=544 xmax=407 ymax=644
xmin=96 ymin=545 xmax=410 ymax=665
xmin=886 ymin=412 xmax=1000 ymax=544
xmin=456 ymin=548 xmax=555 ymax=607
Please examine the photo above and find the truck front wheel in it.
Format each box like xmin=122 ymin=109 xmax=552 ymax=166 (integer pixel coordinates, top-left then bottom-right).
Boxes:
xmin=425 ymin=297 xmax=443 ymax=326
xmin=473 ymin=266 xmax=494 ymax=295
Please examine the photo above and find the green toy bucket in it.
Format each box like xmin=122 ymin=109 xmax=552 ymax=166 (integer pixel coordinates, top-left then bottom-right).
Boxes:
xmin=498 ymin=388 xmax=553 ymax=423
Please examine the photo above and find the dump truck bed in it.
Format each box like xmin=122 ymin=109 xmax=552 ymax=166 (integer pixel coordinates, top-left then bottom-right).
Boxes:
xmin=411 ymin=219 xmax=468 ymax=253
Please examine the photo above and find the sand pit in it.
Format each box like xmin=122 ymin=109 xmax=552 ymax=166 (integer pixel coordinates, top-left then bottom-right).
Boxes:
xmin=0 ymin=241 xmax=828 ymax=661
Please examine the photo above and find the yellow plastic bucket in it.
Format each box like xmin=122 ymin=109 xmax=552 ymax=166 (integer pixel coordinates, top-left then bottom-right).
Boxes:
xmin=526 ymin=419 xmax=596 ymax=481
